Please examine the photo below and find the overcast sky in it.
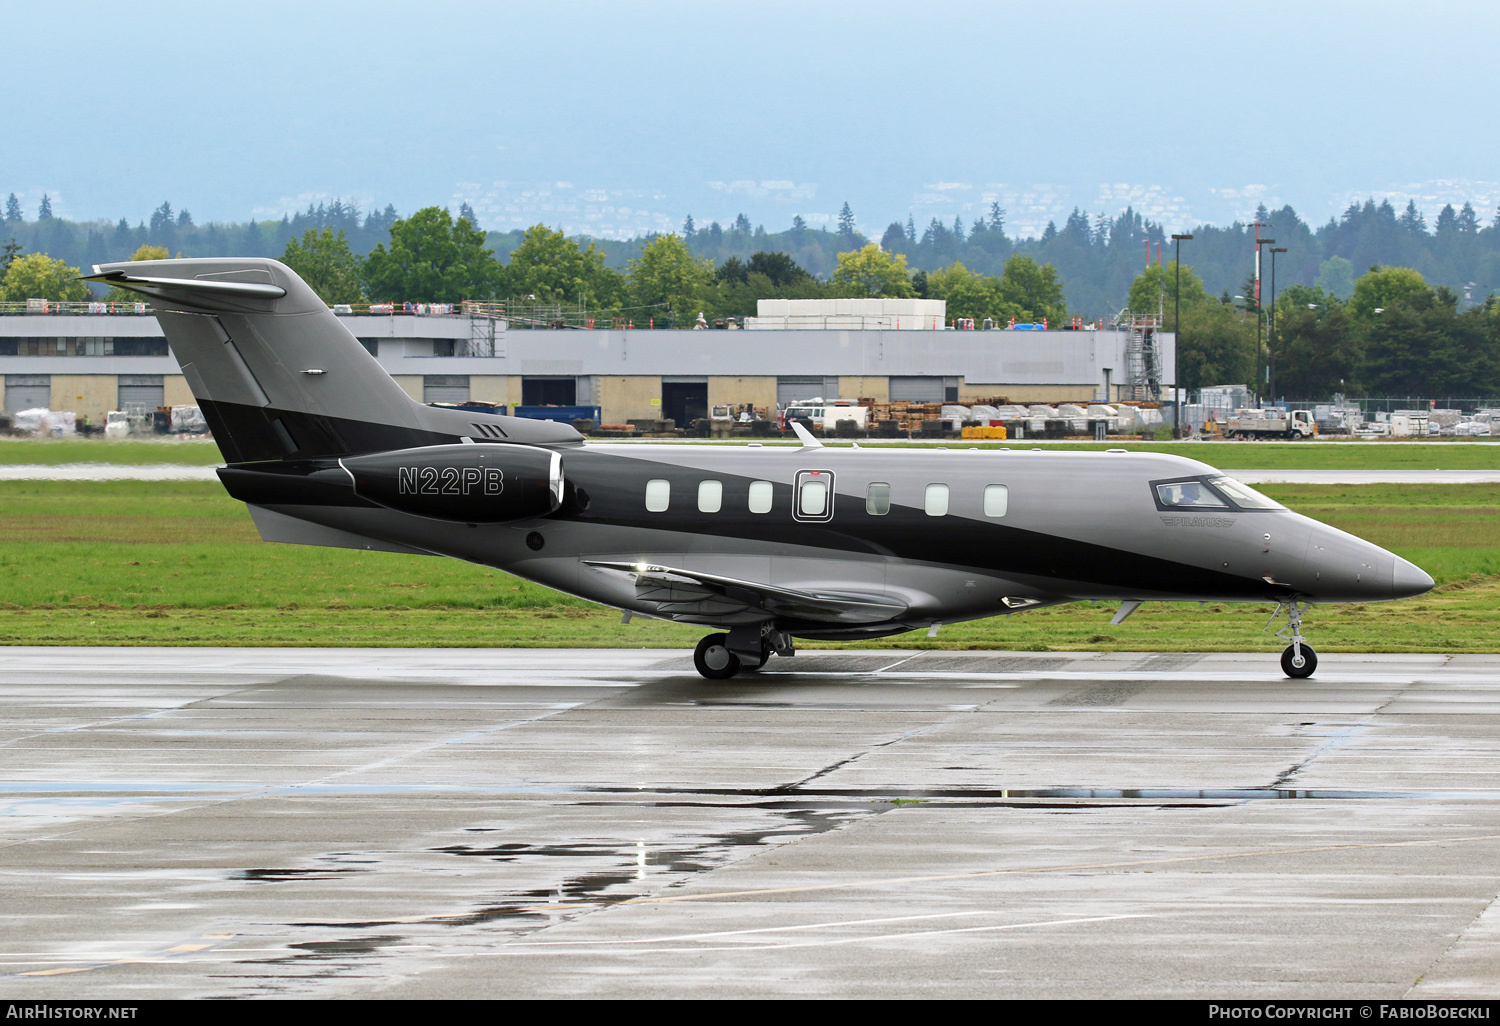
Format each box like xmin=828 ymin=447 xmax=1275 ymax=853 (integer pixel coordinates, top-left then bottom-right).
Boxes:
xmin=4 ymin=0 xmax=1496 ymax=238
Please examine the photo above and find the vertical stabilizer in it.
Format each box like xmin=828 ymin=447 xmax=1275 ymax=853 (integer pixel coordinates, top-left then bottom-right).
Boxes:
xmin=86 ymin=258 xmax=579 ymax=461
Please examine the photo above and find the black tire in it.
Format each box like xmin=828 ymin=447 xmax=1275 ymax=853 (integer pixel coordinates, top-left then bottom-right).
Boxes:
xmin=1281 ymin=643 xmax=1317 ymax=679
xmin=693 ymin=633 xmax=741 ymax=680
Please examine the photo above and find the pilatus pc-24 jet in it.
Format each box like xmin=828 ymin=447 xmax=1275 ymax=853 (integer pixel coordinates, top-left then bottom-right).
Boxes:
xmin=87 ymin=258 xmax=1435 ymax=679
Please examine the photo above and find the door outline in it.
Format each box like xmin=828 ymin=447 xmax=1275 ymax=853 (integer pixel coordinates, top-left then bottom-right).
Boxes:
xmin=793 ymin=469 xmax=835 ymax=523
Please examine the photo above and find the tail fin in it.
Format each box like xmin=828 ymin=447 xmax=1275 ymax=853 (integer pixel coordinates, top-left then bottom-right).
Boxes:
xmin=87 ymin=257 xmax=578 ymax=463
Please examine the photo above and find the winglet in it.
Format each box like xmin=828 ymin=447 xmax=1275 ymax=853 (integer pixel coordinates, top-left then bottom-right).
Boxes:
xmin=789 ymin=420 xmax=824 ymax=448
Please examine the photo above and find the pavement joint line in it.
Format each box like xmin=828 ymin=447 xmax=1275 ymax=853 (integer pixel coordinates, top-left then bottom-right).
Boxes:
xmin=1268 ymin=720 xmax=1374 ymax=790
xmin=506 ymin=907 xmax=1049 ymax=946
xmin=869 ymin=654 xmax=925 ymax=674
xmin=1405 ymin=887 xmax=1500 ymax=999
xmin=486 ymin=914 xmax=1158 ymax=955
xmin=332 ymin=831 xmax=1500 ymax=925
xmin=12 ymin=935 xmax=237 ymax=977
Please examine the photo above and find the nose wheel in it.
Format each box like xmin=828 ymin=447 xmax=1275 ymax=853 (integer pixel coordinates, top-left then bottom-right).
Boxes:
xmin=1281 ymin=642 xmax=1317 ymax=678
xmin=1272 ymin=599 xmax=1317 ymax=678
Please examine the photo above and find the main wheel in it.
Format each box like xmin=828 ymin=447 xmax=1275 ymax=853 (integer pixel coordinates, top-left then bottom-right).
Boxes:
xmin=693 ymin=633 xmax=741 ymax=680
xmin=1281 ymin=643 xmax=1317 ymax=679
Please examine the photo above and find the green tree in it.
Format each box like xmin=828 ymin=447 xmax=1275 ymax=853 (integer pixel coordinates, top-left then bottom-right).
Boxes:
xmin=0 ymin=253 xmax=90 ymax=302
xmin=710 ymin=251 xmax=826 ymax=317
xmin=282 ymin=228 xmax=363 ymax=304
xmin=837 ymin=202 xmax=856 ymax=238
xmin=1176 ymin=302 xmax=1256 ymax=391
xmin=503 ymin=224 xmax=624 ymax=307
xmin=925 ymin=262 xmax=1022 ymax=323
xmin=1271 ymin=302 xmax=1361 ymax=399
xmin=1359 ymin=288 xmax=1500 ymax=396
xmin=747 ymin=251 xmax=809 ymax=287
xmin=830 ymin=243 xmax=915 ymax=298
xmin=1127 ymin=261 xmax=1210 ymax=327
xmin=1276 ymin=283 xmax=1342 ymax=315
xmin=628 ymin=233 xmax=714 ymax=325
xmin=1349 ymin=265 xmax=1431 ymax=321
xmin=362 ymin=207 xmax=501 ymax=303
xmin=995 ymin=253 xmax=1066 ymax=322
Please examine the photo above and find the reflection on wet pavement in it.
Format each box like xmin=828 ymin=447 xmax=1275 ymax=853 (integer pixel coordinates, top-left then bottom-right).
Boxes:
xmin=3 ymin=647 xmax=1500 ymax=999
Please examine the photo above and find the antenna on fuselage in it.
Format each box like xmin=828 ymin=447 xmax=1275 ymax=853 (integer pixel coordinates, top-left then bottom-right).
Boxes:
xmin=789 ymin=420 xmax=824 ymax=448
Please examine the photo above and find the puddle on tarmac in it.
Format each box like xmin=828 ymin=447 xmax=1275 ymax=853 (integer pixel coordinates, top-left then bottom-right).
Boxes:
xmin=235 ymin=867 xmax=370 ymax=883
xmin=213 ymin=804 xmax=877 ymax=997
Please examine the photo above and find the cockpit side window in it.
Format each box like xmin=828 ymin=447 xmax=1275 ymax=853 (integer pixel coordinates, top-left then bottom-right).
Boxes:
xmin=1154 ymin=480 xmax=1229 ymax=509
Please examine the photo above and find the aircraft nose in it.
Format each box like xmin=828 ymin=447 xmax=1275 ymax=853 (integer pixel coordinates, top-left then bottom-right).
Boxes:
xmin=1392 ymin=555 xmax=1435 ymax=599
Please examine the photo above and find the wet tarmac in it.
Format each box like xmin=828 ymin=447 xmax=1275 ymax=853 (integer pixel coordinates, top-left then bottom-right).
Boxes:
xmin=1 ymin=646 xmax=1499 ymax=999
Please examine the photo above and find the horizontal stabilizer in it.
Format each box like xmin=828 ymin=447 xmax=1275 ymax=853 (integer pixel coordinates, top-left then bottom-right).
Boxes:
xmin=247 ymin=505 xmax=433 ymax=555
xmin=82 ymin=269 xmax=286 ymax=306
xmin=584 ymin=559 xmax=906 ymax=624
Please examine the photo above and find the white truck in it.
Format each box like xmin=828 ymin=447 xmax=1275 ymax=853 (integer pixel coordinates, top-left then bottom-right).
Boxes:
xmin=779 ymin=402 xmax=869 ymax=431
xmin=1224 ymin=408 xmax=1317 ymax=439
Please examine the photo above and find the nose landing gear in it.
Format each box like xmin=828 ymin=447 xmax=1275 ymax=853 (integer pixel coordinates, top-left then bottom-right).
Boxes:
xmin=1272 ymin=599 xmax=1317 ymax=678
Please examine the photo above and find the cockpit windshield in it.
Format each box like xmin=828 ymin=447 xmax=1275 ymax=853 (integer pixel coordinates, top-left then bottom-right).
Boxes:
xmin=1208 ymin=476 xmax=1284 ymax=510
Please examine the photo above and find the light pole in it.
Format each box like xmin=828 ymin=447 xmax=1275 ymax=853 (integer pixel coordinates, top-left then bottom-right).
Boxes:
xmin=1268 ymin=247 xmax=1287 ymax=401
xmin=1171 ymin=233 xmax=1193 ymax=437
xmin=1253 ymin=235 xmax=1276 ymax=405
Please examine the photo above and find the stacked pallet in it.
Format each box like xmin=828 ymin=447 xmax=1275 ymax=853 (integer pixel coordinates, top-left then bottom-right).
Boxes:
xmin=859 ymin=399 xmax=945 ymax=433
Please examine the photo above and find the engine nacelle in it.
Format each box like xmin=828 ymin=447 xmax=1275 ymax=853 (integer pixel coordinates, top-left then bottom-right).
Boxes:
xmin=340 ymin=443 xmax=562 ymax=523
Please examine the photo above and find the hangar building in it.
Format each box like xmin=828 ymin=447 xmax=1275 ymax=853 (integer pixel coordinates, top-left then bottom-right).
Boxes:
xmin=0 ymin=306 xmax=1174 ymax=428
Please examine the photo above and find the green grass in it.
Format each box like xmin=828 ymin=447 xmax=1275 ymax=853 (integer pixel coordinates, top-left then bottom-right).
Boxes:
xmin=3 ymin=436 xmax=1500 ymax=469
xmin=854 ymin=440 xmax=1500 ymax=469
xmin=0 ymin=480 xmax=1495 ymax=650
xmin=0 ymin=438 xmax=224 ymax=465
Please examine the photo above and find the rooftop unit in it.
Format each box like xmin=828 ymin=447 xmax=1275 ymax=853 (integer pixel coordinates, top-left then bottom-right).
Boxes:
xmin=746 ymin=297 xmax=946 ymax=331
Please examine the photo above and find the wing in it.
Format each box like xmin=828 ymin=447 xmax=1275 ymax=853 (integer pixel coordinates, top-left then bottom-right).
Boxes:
xmin=583 ymin=560 xmax=907 ymax=624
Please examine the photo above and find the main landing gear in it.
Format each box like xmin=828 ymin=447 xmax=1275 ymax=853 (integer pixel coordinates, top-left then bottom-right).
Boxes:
xmin=693 ymin=634 xmax=742 ymax=679
xmin=1272 ymin=599 xmax=1317 ymax=679
xmin=692 ymin=627 xmax=790 ymax=680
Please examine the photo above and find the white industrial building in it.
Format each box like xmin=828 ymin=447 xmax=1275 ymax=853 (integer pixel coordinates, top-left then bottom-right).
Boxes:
xmin=0 ymin=303 xmax=1174 ymax=429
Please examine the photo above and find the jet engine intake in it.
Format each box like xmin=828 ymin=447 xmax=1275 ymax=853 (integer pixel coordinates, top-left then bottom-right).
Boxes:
xmin=340 ymin=443 xmax=563 ymax=523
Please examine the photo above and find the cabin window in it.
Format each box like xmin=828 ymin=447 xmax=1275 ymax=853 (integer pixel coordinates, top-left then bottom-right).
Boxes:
xmin=866 ymin=482 xmax=891 ymax=515
xmin=645 ymin=479 xmax=671 ymax=512
xmin=799 ymin=479 xmax=828 ymax=516
xmin=924 ymin=483 xmax=949 ymax=516
xmin=698 ymin=479 xmax=723 ymax=513
xmin=748 ymin=480 xmax=773 ymax=513
xmin=983 ymin=484 xmax=1009 ymax=517
xmin=1154 ymin=480 xmax=1228 ymax=508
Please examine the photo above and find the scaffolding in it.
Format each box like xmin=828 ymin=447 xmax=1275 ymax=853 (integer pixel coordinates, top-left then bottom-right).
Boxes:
xmin=466 ymin=310 xmax=502 ymax=358
xmin=1114 ymin=311 xmax=1162 ymax=401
